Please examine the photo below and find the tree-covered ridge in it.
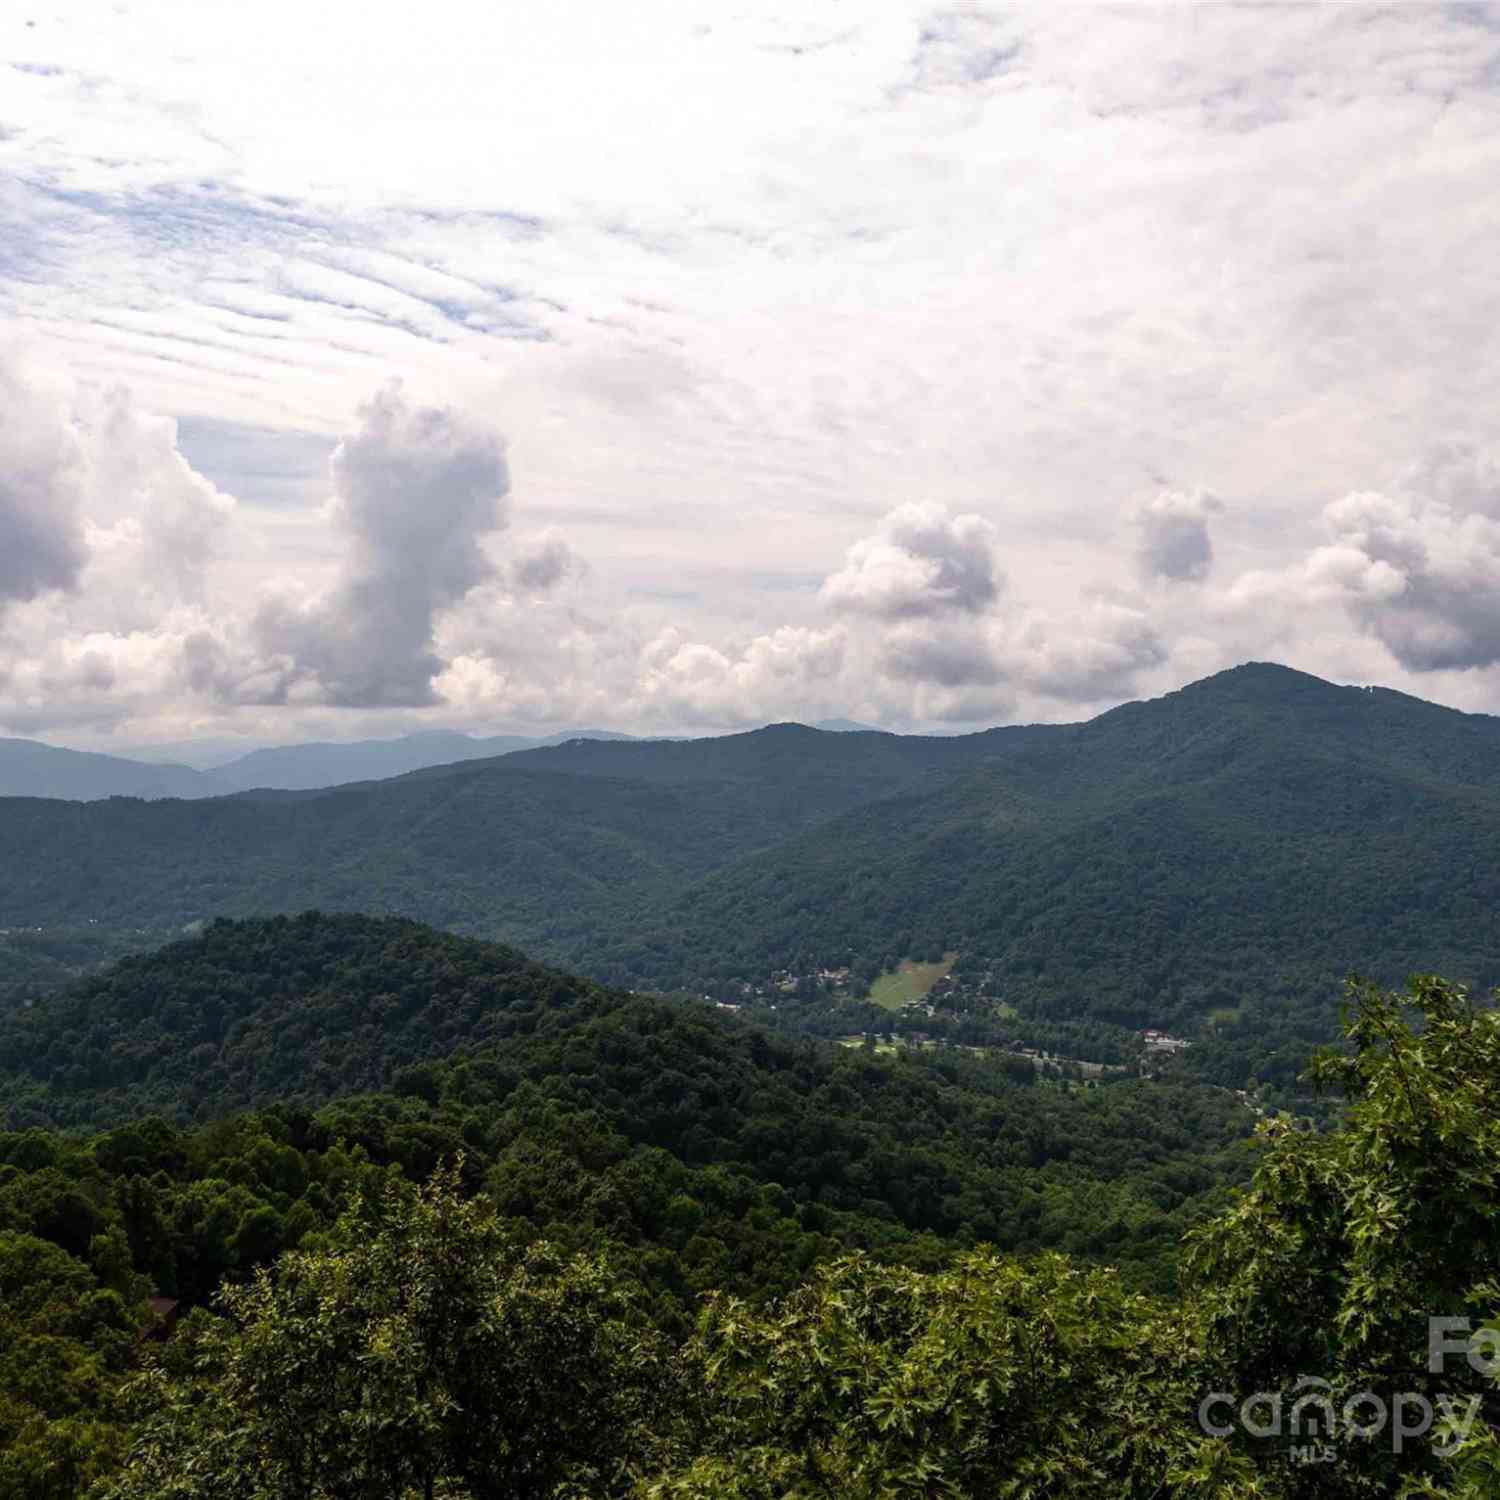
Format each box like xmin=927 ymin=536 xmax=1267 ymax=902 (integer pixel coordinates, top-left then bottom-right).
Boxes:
xmin=0 ymin=737 xmax=226 ymax=801
xmin=0 ymin=914 xmax=611 ymax=1124
xmin=0 ymin=720 xmax=1027 ymax=1013
xmin=650 ymin=736 xmax=1500 ymax=988
xmin=616 ymin=665 xmax=1500 ymax=1077
xmin=497 ymin=715 xmax=1060 ymax=792
xmin=0 ymin=712 xmax=1039 ymax=939
xmin=0 ymin=765 xmax=768 ymax=940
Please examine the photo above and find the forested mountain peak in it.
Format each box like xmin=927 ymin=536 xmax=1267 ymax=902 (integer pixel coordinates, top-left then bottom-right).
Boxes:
xmin=0 ymin=911 xmax=1253 ymax=1281
xmin=1066 ymin=660 xmax=1500 ymax=786
xmin=627 ymin=663 xmax=1500 ymax=1073
xmin=1089 ymin=660 xmax=1362 ymax=735
xmin=1179 ymin=659 xmax=1335 ymax=693
xmin=0 ymin=736 xmax=228 ymax=801
xmin=0 ymin=913 xmax=613 ymax=1128
xmin=1142 ymin=659 xmax=1496 ymax=727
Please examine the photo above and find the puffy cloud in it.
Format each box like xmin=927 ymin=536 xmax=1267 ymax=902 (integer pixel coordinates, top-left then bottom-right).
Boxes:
xmin=0 ymin=361 xmax=1178 ymax=739
xmin=821 ymin=503 xmax=1001 ymax=620
xmin=635 ymin=623 xmax=846 ymax=727
xmin=868 ymin=596 xmax=1165 ymax=706
xmin=1005 ymin=600 xmax=1167 ymax=702
xmin=12 ymin=5 xmax=1500 ymax=739
xmin=818 ymin=506 xmax=1012 ymax=698
xmin=249 ymin=384 xmax=510 ymax=707
xmin=177 ymin=627 xmax=292 ymax=708
xmin=1 ymin=625 xmax=211 ymax=735
xmin=53 ymin=388 xmax=240 ymax=652
xmin=877 ymin=618 xmax=1004 ymax=688
xmin=84 ymin=385 xmax=236 ymax=606
xmin=0 ymin=355 xmax=89 ymax=606
xmin=807 ymin=501 xmax=1172 ymax=714
xmin=1314 ymin=490 xmax=1500 ymax=672
xmin=0 ymin=359 xmax=254 ymax=736
xmin=0 ymin=358 xmax=233 ymax=636
xmin=1219 ymin=481 xmax=1500 ymax=677
xmin=736 ymin=624 xmax=846 ymax=690
xmin=1130 ymin=489 xmax=1222 ymax=584
xmin=900 ymin=680 xmax=1018 ymax=726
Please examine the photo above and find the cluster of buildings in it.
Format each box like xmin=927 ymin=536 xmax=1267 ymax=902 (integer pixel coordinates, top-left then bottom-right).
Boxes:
xmin=1142 ymin=1029 xmax=1191 ymax=1056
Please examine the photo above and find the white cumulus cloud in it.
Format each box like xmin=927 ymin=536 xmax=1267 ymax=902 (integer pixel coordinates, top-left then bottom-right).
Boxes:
xmin=821 ymin=503 xmax=1001 ymax=620
xmin=1316 ymin=490 xmax=1500 ymax=673
xmin=0 ymin=354 xmax=90 ymax=607
xmin=247 ymin=383 xmax=511 ymax=706
xmin=1130 ymin=489 xmax=1222 ymax=584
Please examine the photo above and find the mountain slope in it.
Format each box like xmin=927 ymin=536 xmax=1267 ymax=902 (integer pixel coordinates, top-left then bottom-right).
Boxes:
xmin=0 ymin=728 xmax=643 ymax=801
xmin=500 ymin=719 xmax=1057 ymax=792
xmin=0 ymin=760 xmax=812 ymax=956
xmin=634 ymin=665 xmax=1500 ymax=1068
xmin=0 ymin=737 xmax=229 ymax=800
xmin=0 ymin=722 xmax=1034 ymax=959
xmin=0 ymin=912 xmax=610 ymax=1124
xmin=214 ymin=728 xmax=637 ymax=791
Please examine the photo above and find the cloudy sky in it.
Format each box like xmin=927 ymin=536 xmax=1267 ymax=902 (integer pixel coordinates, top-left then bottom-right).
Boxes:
xmin=3 ymin=1 xmax=1500 ymax=749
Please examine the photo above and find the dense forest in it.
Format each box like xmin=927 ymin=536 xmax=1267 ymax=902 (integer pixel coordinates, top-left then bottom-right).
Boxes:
xmin=0 ymin=916 xmax=1253 ymax=1279
xmin=1 ymin=924 xmax=1496 ymax=1497
xmin=3 ymin=666 xmax=1499 ymax=1088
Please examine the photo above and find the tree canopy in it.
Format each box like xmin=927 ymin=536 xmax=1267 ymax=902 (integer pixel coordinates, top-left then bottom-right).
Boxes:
xmin=2 ymin=966 xmax=1498 ymax=1497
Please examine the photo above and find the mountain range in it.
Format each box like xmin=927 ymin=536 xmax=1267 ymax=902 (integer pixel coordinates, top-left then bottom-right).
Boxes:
xmin=0 ymin=719 xmax=906 ymax=801
xmin=2 ymin=662 xmax=1497 ymax=1082
xmin=0 ymin=727 xmax=638 ymax=799
xmin=0 ymin=736 xmax=228 ymax=801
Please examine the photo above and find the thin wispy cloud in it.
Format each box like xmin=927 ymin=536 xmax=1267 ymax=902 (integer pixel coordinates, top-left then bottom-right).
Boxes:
xmin=2 ymin=2 xmax=1500 ymax=746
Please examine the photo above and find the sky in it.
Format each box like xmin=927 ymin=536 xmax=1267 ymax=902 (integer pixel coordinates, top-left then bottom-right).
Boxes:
xmin=3 ymin=0 xmax=1500 ymax=750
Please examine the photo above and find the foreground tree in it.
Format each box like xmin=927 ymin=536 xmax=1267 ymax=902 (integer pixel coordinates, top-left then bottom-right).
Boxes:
xmin=0 ymin=1231 xmax=137 ymax=1498
xmin=103 ymin=1165 xmax=675 ymax=1500
xmin=642 ymin=1250 xmax=1265 ymax=1499
xmin=1186 ymin=976 xmax=1500 ymax=1498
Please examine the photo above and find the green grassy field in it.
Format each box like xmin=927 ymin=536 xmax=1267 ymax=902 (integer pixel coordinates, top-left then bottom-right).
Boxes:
xmin=869 ymin=953 xmax=957 ymax=1011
